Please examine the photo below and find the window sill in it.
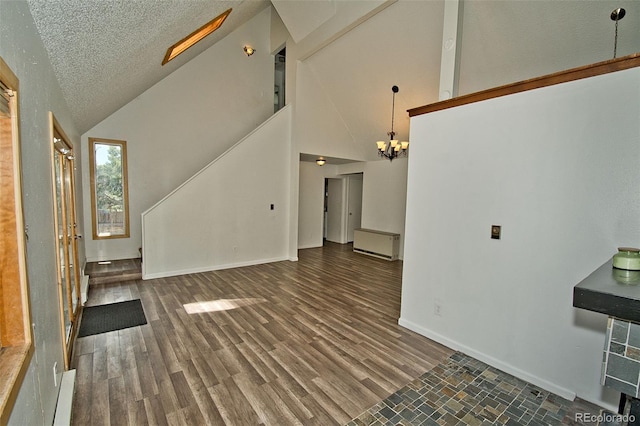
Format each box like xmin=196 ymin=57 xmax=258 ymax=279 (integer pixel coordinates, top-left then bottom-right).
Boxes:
xmin=0 ymin=343 xmax=34 ymax=425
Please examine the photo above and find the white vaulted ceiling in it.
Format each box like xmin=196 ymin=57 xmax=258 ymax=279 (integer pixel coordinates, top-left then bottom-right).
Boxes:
xmin=27 ymin=0 xmax=270 ymax=133
xmin=24 ymin=0 xmax=640 ymax=138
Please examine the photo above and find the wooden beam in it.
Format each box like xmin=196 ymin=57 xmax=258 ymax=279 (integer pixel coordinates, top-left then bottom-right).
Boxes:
xmin=409 ymin=52 xmax=640 ymax=117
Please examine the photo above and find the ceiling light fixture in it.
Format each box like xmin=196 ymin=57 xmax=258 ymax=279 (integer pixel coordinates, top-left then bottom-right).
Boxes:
xmin=162 ymin=8 xmax=232 ymax=65
xmin=376 ymin=85 xmax=409 ymax=161
xmin=316 ymin=157 xmax=326 ymax=166
xmin=243 ymin=46 xmax=255 ymax=56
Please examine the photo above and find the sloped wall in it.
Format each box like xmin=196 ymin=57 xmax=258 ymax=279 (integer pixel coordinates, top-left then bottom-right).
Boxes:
xmin=401 ymin=68 xmax=640 ymax=409
xmin=295 ymin=61 xmax=366 ymax=161
xmin=82 ymin=7 xmax=275 ymax=262
xmin=142 ymin=106 xmax=291 ymax=279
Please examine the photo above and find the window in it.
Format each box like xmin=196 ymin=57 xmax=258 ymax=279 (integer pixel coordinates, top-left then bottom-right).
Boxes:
xmin=162 ymin=8 xmax=232 ymax=65
xmin=0 ymin=56 xmax=34 ymax=424
xmin=89 ymin=138 xmax=130 ymax=239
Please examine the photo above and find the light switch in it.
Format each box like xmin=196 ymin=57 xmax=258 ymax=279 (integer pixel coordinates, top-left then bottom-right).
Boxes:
xmin=491 ymin=225 xmax=501 ymax=240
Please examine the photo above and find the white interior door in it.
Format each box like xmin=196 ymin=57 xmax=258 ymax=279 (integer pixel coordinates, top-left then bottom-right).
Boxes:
xmin=325 ymin=178 xmax=344 ymax=243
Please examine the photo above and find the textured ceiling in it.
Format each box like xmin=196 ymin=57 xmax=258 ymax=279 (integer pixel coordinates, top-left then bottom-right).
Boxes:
xmin=26 ymin=0 xmax=640 ymax=140
xmin=27 ymin=0 xmax=270 ymax=133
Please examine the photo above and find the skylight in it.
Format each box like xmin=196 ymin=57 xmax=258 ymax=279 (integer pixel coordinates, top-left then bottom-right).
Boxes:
xmin=162 ymin=8 xmax=232 ymax=65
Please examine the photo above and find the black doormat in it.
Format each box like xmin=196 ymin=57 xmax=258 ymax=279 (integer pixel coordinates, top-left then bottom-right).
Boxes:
xmin=78 ymin=299 xmax=147 ymax=337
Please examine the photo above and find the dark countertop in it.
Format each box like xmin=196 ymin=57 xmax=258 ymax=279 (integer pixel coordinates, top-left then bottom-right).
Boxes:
xmin=573 ymin=258 xmax=640 ymax=323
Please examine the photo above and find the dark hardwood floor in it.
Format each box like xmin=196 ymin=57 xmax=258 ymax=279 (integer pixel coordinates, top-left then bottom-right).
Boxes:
xmin=71 ymin=243 xmax=452 ymax=425
xmin=85 ymin=258 xmax=142 ymax=285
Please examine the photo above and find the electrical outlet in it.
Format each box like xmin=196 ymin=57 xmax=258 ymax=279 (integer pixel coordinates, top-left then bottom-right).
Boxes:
xmin=53 ymin=362 xmax=58 ymax=387
xmin=434 ymin=302 xmax=442 ymax=317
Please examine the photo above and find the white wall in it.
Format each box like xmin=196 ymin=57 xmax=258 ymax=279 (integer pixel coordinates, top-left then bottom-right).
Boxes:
xmin=361 ymin=158 xmax=408 ymax=258
xmin=0 ymin=2 xmax=83 ymax=424
xmin=298 ymin=161 xmax=327 ymax=249
xmin=142 ymin=107 xmax=292 ymax=279
xmin=401 ymin=68 xmax=640 ymax=409
xmin=297 ymin=159 xmax=408 ymax=258
xmin=82 ymin=7 xmax=275 ymax=262
xmin=458 ymin=0 xmax=640 ymax=96
xmin=295 ymin=61 xmax=366 ymax=161
xmin=289 ymin=1 xmax=423 ymax=258
xmin=298 ymin=0 xmax=443 ymax=161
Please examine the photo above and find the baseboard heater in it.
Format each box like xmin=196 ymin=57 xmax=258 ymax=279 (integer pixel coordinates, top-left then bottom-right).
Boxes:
xmin=353 ymin=228 xmax=400 ymax=261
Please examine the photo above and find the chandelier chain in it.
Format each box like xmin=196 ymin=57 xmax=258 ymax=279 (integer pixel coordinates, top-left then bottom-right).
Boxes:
xmin=610 ymin=7 xmax=625 ymax=59
xmin=390 ymin=90 xmax=395 ymax=138
xmin=614 ymin=19 xmax=619 ymax=58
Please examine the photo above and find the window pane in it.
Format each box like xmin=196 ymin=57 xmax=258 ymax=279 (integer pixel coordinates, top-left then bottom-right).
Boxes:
xmin=89 ymin=139 xmax=129 ymax=239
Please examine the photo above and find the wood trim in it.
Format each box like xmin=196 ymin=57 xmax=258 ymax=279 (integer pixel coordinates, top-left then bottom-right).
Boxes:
xmin=1 ymin=110 xmax=22 ymax=347
xmin=0 ymin=55 xmax=34 ymax=425
xmin=49 ymin=112 xmax=81 ymax=370
xmin=88 ymin=138 xmax=98 ymax=239
xmin=66 ymin=152 xmax=81 ymax=364
xmin=408 ymin=52 xmax=640 ymax=117
xmin=48 ymin=113 xmax=65 ymax=368
xmin=0 ymin=57 xmax=18 ymax=91
xmin=0 ymin=344 xmax=33 ymax=426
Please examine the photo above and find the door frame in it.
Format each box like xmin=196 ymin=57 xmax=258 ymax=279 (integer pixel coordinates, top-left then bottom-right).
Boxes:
xmin=324 ymin=177 xmax=345 ymax=243
xmin=49 ymin=112 xmax=81 ymax=369
xmin=346 ymin=173 xmax=363 ymax=243
xmin=324 ymin=174 xmax=364 ymax=244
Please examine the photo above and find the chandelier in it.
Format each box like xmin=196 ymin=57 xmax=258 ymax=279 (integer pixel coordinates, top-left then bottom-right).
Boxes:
xmin=376 ymin=85 xmax=409 ymax=161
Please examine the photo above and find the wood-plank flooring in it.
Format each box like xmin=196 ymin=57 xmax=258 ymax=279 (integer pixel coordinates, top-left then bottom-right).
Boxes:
xmin=71 ymin=242 xmax=452 ymax=425
xmin=85 ymin=258 xmax=142 ymax=285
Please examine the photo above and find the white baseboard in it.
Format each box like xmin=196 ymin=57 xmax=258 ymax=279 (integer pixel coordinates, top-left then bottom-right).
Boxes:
xmin=298 ymin=244 xmax=322 ymax=250
xmin=142 ymin=256 xmax=289 ymax=280
xmin=398 ymin=317 xmax=577 ymax=401
xmin=53 ymin=369 xmax=76 ymax=426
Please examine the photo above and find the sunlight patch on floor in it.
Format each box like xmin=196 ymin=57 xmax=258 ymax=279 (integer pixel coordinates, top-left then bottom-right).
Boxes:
xmin=183 ymin=298 xmax=267 ymax=314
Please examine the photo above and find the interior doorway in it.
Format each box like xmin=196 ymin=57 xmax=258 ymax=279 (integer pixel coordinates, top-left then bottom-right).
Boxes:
xmin=274 ymin=47 xmax=285 ymax=113
xmin=324 ymin=173 xmax=363 ymax=244
xmin=324 ymin=178 xmax=343 ymax=243
xmin=346 ymin=174 xmax=363 ymax=242
xmin=50 ymin=113 xmax=81 ymax=369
